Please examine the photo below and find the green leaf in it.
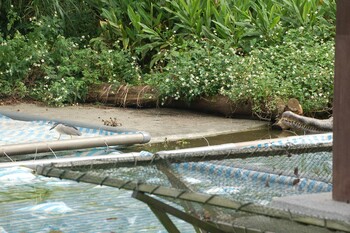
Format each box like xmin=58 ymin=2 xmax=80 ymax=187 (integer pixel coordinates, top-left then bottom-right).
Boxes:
xmin=139 ymin=23 xmax=161 ymax=39
xmin=127 ymin=5 xmax=141 ymax=32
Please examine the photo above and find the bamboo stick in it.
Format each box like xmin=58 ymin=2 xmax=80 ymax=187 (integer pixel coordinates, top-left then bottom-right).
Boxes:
xmin=0 ymin=140 xmax=330 ymax=169
xmin=0 ymin=152 xmax=142 ymax=169
xmin=0 ymin=133 xmax=150 ymax=157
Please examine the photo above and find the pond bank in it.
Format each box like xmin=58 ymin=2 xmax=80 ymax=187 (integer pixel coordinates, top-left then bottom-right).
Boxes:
xmin=0 ymin=103 xmax=268 ymax=143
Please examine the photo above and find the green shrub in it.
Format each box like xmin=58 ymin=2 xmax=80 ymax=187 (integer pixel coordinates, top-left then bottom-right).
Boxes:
xmin=0 ymin=32 xmax=45 ymax=98
xmin=145 ymin=39 xmax=239 ymax=103
xmin=31 ymin=40 xmax=141 ymax=106
xmin=0 ymin=0 xmax=100 ymax=39
xmin=0 ymin=15 xmax=141 ymax=106
xmin=224 ymin=28 xmax=334 ymax=116
xmin=146 ymin=28 xmax=334 ymax=116
xmin=0 ymin=0 xmax=335 ymax=113
xmin=95 ymin=0 xmax=335 ymax=68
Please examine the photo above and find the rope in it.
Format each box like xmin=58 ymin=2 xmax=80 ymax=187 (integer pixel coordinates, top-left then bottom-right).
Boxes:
xmin=3 ymin=152 xmax=14 ymax=162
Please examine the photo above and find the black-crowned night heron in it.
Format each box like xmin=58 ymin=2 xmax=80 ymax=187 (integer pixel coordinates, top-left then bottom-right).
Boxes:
xmin=50 ymin=122 xmax=82 ymax=140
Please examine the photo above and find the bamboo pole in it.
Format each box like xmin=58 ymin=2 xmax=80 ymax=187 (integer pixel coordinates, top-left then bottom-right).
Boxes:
xmin=0 ymin=140 xmax=330 ymax=169
xmin=0 ymin=133 xmax=150 ymax=157
xmin=156 ymin=142 xmax=332 ymax=163
xmin=0 ymin=152 xmax=142 ymax=169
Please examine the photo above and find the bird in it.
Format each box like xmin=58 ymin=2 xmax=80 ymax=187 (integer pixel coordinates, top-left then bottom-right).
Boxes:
xmin=50 ymin=122 xmax=82 ymax=140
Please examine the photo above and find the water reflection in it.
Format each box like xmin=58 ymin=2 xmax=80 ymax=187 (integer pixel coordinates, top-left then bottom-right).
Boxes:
xmin=135 ymin=128 xmax=297 ymax=153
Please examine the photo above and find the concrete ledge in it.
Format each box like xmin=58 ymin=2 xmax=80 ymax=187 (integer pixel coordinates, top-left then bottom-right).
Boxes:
xmin=270 ymin=192 xmax=350 ymax=224
xmin=0 ymin=103 xmax=268 ymax=140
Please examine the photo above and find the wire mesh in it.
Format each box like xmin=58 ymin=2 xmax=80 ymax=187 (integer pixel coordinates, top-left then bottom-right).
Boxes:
xmin=30 ymin=138 xmax=350 ymax=232
xmin=56 ymin=142 xmax=333 ymax=205
xmin=70 ymin=152 xmax=332 ymax=205
xmin=0 ymin=171 xmax=195 ymax=233
xmin=0 ymin=116 xmax=346 ymax=233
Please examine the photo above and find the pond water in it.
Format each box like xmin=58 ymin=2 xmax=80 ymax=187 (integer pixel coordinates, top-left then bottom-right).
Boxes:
xmin=0 ymin=169 xmax=195 ymax=233
xmin=132 ymin=127 xmax=297 ymax=153
xmin=0 ymin=127 xmax=310 ymax=233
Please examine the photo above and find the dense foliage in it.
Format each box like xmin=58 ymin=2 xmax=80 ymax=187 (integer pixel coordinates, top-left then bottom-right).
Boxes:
xmin=0 ymin=0 xmax=336 ymax=115
xmin=147 ymin=28 xmax=334 ymax=116
xmin=0 ymin=15 xmax=140 ymax=106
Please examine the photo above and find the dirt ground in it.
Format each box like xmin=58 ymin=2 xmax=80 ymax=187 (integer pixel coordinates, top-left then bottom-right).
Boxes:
xmin=0 ymin=103 xmax=267 ymax=143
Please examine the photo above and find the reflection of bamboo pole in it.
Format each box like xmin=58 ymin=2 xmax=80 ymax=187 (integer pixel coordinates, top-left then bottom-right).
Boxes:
xmin=0 ymin=133 xmax=150 ymax=157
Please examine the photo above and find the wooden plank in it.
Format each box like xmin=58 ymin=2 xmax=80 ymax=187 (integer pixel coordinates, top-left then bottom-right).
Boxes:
xmin=148 ymin=206 xmax=181 ymax=233
xmin=132 ymin=191 xmax=230 ymax=233
xmin=333 ymin=0 xmax=350 ymax=202
xmin=156 ymin=162 xmax=215 ymax=233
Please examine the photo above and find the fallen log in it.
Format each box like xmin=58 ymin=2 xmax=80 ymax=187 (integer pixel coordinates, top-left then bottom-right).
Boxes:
xmin=87 ymin=84 xmax=253 ymax=116
xmin=86 ymin=84 xmax=159 ymax=108
xmin=166 ymin=95 xmax=253 ymax=117
xmin=86 ymin=84 xmax=306 ymax=119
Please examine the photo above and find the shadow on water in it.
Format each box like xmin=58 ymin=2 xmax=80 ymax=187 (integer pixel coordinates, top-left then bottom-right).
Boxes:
xmin=130 ymin=127 xmax=298 ymax=153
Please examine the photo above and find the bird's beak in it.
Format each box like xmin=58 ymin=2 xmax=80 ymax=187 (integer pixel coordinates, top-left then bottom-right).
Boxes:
xmin=49 ymin=125 xmax=56 ymax=130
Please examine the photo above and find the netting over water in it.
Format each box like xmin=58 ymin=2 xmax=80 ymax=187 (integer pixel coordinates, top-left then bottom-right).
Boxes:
xmin=0 ymin=114 xmax=124 ymax=143
xmin=0 ymin=113 xmax=347 ymax=232
xmin=0 ymin=113 xmax=147 ymax=162
xmin=78 ymin=150 xmax=332 ymax=206
xmin=31 ymin=134 xmax=341 ymax=232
